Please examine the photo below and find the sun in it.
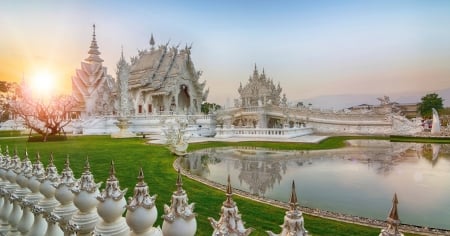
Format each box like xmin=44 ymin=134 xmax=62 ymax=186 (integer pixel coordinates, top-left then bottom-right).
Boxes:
xmin=30 ymin=70 xmax=55 ymax=96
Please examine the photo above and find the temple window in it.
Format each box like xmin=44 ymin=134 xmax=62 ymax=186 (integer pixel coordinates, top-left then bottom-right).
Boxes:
xmin=138 ymin=105 xmax=143 ymax=113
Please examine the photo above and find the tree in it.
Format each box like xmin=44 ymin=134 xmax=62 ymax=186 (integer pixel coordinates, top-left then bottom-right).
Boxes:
xmin=418 ymin=93 xmax=444 ymax=118
xmin=0 ymin=81 xmax=18 ymax=122
xmin=201 ymin=102 xmax=221 ymax=114
xmin=10 ymin=94 xmax=76 ymax=141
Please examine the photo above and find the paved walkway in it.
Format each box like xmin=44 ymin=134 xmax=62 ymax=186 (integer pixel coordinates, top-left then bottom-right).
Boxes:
xmin=147 ymin=134 xmax=329 ymax=144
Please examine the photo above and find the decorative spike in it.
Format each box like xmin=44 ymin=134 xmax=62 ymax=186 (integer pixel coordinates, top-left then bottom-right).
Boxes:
xmin=389 ymin=193 xmax=399 ymax=221
xmin=93 ymin=24 xmax=96 ymax=38
xmin=137 ymin=167 xmax=145 ymax=183
xmin=289 ymin=180 xmax=298 ymax=211
xmin=36 ymin=152 xmax=41 ymax=162
xmin=84 ymin=156 xmax=90 ymax=172
xmin=49 ymin=152 xmax=55 ymax=166
xmin=65 ymin=154 xmax=70 ymax=169
xmin=25 ymin=147 xmax=28 ymax=159
xmin=150 ymin=33 xmax=155 ymax=47
xmin=224 ymin=174 xmax=234 ymax=207
xmin=109 ymin=160 xmax=117 ymax=180
xmin=176 ymin=168 xmax=183 ymax=193
xmin=6 ymin=145 xmax=9 ymax=155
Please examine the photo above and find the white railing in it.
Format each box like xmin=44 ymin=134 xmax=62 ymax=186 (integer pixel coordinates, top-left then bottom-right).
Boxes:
xmin=215 ymin=127 xmax=313 ymax=139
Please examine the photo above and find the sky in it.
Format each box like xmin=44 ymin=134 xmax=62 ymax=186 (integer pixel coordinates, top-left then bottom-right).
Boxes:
xmin=1 ymin=0 xmax=450 ymax=107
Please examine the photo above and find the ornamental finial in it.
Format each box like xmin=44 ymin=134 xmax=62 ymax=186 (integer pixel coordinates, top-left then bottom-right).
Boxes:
xmin=150 ymin=33 xmax=155 ymax=47
xmin=36 ymin=152 xmax=41 ymax=162
xmin=93 ymin=24 xmax=96 ymax=38
xmin=137 ymin=167 xmax=144 ymax=183
xmin=109 ymin=160 xmax=117 ymax=180
xmin=289 ymin=180 xmax=298 ymax=211
xmin=176 ymin=168 xmax=183 ymax=193
xmin=84 ymin=156 xmax=90 ymax=172
xmin=224 ymin=174 xmax=234 ymax=207
xmin=49 ymin=152 xmax=55 ymax=166
xmin=389 ymin=193 xmax=399 ymax=221
xmin=65 ymin=154 xmax=70 ymax=169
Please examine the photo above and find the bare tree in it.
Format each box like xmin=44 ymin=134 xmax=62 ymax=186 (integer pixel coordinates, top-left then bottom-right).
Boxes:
xmin=10 ymin=94 xmax=76 ymax=141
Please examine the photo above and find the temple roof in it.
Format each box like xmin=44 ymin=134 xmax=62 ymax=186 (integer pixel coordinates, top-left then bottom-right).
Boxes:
xmin=238 ymin=65 xmax=282 ymax=106
xmin=84 ymin=24 xmax=104 ymax=63
xmin=128 ymin=36 xmax=202 ymax=93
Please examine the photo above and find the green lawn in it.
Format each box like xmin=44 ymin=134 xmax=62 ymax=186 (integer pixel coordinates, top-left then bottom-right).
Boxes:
xmin=0 ymin=135 xmax=419 ymax=236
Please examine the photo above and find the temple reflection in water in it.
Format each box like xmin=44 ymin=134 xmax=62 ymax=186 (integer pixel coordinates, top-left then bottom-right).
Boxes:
xmin=180 ymin=140 xmax=450 ymax=230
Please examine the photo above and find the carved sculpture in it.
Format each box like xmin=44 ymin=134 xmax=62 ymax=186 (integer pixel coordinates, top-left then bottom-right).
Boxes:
xmin=94 ymin=160 xmax=130 ymax=235
xmin=70 ymin=158 xmax=101 ymax=236
xmin=126 ymin=168 xmax=162 ymax=236
xmin=52 ymin=155 xmax=77 ymax=234
xmin=267 ymin=181 xmax=308 ymax=236
xmin=162 ymin=168 xmax=197 ymax=236
xmin=431 ymin=108 xmax=441 ymax=134
xmin=208 ymin=175 xmax=254 ymax=236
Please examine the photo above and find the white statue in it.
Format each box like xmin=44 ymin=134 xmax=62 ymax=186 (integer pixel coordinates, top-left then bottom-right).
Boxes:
xmin=431 ymin=108 xmax=441 ymax=134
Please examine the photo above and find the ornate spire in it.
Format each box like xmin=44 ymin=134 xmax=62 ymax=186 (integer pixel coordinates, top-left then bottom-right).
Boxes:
xmin=85 ymin=24 xmax=104 ymax=63
xmin=55 ymin=155 xmax=76 ymax=188
xmin=176 ymin=168 xmax=183 ymax=194
xmin=289 ymin=180 xmax=298 ymax=211
xmin=72 ymin=157 xmax=98 ymax=193
xmin=126 ymin=167 xmax=156 ymax=211
xmin=379 ymin=193 xmax=404 ymax=236
xmin=150 ymin=33 xmax=155 ymax=48
xmin=44 ymin=152 xmax=59 ymax=182
xmin=224 ymin=175 xmax=234 ymax=208
xmin=267 ymin=180 xmax=308 ymax=236
xmin=97 ymin=160 xmax=126 ymax=201
xmin=31 ymin=152 xmax=45 ymax=179
xmin=389 ymin=193 xmax=399 ymax=221
xmin=208 ymin=174 xmax=253 ymax=236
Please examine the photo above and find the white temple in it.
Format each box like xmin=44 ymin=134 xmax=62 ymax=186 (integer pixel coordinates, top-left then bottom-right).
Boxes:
xmin=69 ymin=26 xmax=215 ymax=137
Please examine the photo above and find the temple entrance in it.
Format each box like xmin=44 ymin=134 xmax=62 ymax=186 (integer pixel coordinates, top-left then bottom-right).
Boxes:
xmin=178 ymin=84 xmax=190 ymax=112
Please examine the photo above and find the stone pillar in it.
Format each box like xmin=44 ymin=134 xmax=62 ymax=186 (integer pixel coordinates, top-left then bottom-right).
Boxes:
xmin=70 ymin=158 xmax=100 ymax=236
xmin=162 ymin=168 xmax=196 ymax=236
xmin=126 ymin=168 xmax=161 ymax=236
xmin=17 ymin=153 xmax=45 ymax=235
xmin=208 ymin=175 xmax=253 ymax=236
xmin=267 ymin=181 xmax=308 ymax=236
xmin=51 ymin=156 xmax=77 ymax=235
xmin=94 ymin=160 xmax=129 ymax=236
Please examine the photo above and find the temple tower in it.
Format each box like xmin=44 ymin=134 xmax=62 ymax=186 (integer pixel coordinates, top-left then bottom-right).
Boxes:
xmin=71 ymin=24 xmax=116 ymax=118
xmin=208 ymin=175 xmax=254 ymax=236
xmin=379 ymin=193 xmax=404 ymax=236
xmin=267 ymin=181 xmax=308 ymax=236
xmin=162 ymin=168 xmax=197 ymax=236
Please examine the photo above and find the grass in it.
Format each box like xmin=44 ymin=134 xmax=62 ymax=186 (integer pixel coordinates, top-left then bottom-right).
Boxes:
xmin=390 ymin=135 xmax=450 ymax=143
xmin=0 ymin=135 xmax=419 ymax=236
xmin=0 ymin=130 xmax=22 ymax=137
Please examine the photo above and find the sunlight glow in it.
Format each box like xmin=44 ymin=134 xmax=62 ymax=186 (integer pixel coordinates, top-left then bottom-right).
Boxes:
xmin=30 ymin=70 xmax=55 ymax=97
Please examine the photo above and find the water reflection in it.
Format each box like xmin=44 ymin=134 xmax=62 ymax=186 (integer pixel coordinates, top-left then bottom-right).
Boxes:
xmin=183 ymin=142 xmax=450 ymax=196
xmin=181 ymin=140 xmax=450 ymax=229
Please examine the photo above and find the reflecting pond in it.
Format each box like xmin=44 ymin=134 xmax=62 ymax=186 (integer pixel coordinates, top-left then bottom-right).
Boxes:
xmin=181 ymin=140 xmax=450 ymax=230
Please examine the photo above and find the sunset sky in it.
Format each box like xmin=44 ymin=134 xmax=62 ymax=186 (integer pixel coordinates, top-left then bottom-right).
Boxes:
xmin=1 ymin=0 xmax=450 ymax=106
